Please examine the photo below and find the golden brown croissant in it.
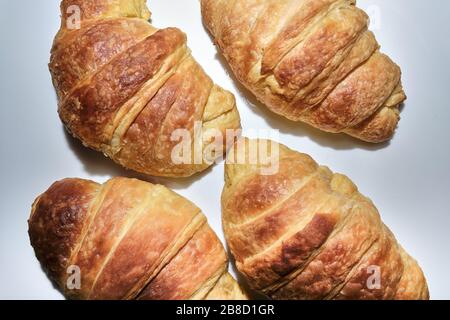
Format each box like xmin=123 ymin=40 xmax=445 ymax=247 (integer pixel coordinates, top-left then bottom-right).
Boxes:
xmin=201 ymin=0 xmax=406 ymax=143
xmin=29 ymin=177 xmax=246 ymax=300
xmin=222 ymin=138 xmax=429 ymax=299
xmin=50 ymin=0 xmax=241 ymax=177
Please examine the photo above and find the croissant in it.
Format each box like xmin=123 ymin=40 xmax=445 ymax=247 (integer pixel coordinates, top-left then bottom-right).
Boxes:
xmin=50 ymin=0 xmax=241 ymax=177
xmin=222 ymin=138 xmax=429 ymax=299
xmin=29 ymin=177 xmax=246 ymax=300
xmin=201 ymin=0 xmax=406 ymax=143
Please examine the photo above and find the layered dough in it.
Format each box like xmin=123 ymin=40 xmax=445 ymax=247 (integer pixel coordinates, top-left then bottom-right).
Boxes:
xmin=202 ymin=0 xmax=405 ymax=142
xmin=222 ymin=138 xmax=429 ymax=299
xmin=50 ymin=0 xmax=241 ymax=177
xmin=29 ymin=177 xmax=247 ymax=300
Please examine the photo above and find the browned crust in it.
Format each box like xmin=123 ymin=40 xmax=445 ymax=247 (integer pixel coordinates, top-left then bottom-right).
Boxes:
xmin=137 ymin=224 xmax=227 ymax=300
xmin=272 ymin=5 xmax=367 ymax=90
xmin=271 ymin=196 xmax=381 ymax=299
xmin=303 ymin=52 xmax=401 ymax=133
xmin=88 ymin=183 xmax=203 ymax=300
xmin=241 ymin=212 xmax=339 ymax=292
xmin=28 ymin=179 xmax=100 ymax=287
xmin=50 ymin=18 xmax=155 ymax=99
xmin=202 ymin=0 xmax=405 ymax=143
xmin=261 ymin=0 xmax=339 ymax=75
xmin=29 ymin=177 xmax=244 ymax=300
xmin=222 ymin=139 xmax=429 ymax=300
xmin=51 ymin=0 xmax=241 ymax=177
xmin=117 ymin=57 xmax=214 ymax=176
xmin=58 ymin=27 xmax=187 ymax=150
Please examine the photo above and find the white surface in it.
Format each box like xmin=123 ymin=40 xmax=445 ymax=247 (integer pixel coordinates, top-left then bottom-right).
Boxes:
xmin=0 ymin=0 xmax=449 ymax=300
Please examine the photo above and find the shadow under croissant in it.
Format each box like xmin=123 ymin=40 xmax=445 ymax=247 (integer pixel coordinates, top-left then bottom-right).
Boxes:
xmin=212 ymin=50 xmax=402 ymax=152
xmin=36 ymin=261 xmax=64 ymax=298
xmin=63 ymin=127 xmax=216 ymax=190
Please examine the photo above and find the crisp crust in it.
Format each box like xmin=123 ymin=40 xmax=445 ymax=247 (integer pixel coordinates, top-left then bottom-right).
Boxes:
xmin=28 ymin=179 xmax=100 ymax=287
xmin=67 ymin=178 xmax=156 ymax=299
xmin=88 ymin=183 xmax=204 ymax=300
xmin=50 ymin=19 xmax=156 ymax=99
xmin=117 ymin=57 xmax=213 ymax=176
xmin=58 ymin=28 xmax=187 ymax=150
xmin=29 ymin=177 xmax=245 ymax=300
xmin=303 ymin=52 xmax=401 ymax=133
xmin=51 ymin=0 xmax=241 ymax=177
xmin=137 ymin=224 xmax=227 ymax=300
xmin=201 ymin=0 xmax=405 ymax=143
xmin=222 ymin=138 xmax=429 ymax=300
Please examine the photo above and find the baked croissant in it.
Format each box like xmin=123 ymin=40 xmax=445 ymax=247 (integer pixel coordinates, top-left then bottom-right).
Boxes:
xmin=50 ymin=0 xmax=241 ymax=177
xmin=222 ymin=138 xmax=429 ymax=299
xmin=29 ymin=177 xmax=246 ymax=300
xmin=201 ymin=0 xmax=405 ymax=143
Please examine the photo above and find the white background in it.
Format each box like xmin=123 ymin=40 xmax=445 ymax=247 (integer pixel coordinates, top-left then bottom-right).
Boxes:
xmin=0 ymin=0 xmax=449 ymax=299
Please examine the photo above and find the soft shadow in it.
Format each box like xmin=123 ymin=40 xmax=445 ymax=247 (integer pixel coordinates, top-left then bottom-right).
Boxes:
xmin=38 ymin=262 xmax=65 ymax=299
xmin=63 ymin=128 xmax=215 ymax=190
xmin=212 ymin=51 xmax=393 ymax=152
